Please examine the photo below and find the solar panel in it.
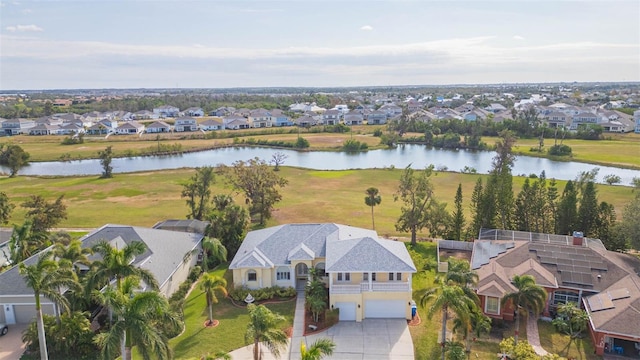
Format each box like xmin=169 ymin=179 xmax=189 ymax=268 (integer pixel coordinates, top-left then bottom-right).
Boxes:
xmin=608 ymin=288 xmax=630 ymax=300
xmin=588 ymin=293 xmax=615 ymax=311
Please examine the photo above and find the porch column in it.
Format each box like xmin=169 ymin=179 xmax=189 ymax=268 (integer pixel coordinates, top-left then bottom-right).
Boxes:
xmin=578 ymin=289 xmax=583 ymax=306
xmin=368 ymin=272 xmax=372 ymax=291
xmin=329 ymin=273 xmax=333 ymax=288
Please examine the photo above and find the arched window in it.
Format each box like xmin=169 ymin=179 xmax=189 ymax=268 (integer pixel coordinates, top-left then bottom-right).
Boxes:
xmin=247 ymin=269 xmax=257 ymax=282
xmin=315 ymin=262 xmax=327 ymax=277
xmin=276 ymin=266 xmax=290 ymax=281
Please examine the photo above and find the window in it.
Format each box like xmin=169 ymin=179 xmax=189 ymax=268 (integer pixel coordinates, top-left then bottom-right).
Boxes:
xmin=276 ymin=267 xmax=290 ymax=281
xmin=485 ymin=296 xmax=500 ymax=314
xmin=372 ymin=273 xmax=376 ymax=281
xmin=315 ymin=263 xmax=327 ymax=277
xmin=363 ymin=273 xmax=368 ymax=281
xmin=396 ymin=273 xmax=402 ymax=281
xmin=337 ymin=272 xmax=350 ymax=282
xmin=247 ymin=270 xmax=257 ymax=282
xmin=388 ymin=272 xmax=394 ymax=281
xmin=553 ymin=291 xmax=579 ymax=305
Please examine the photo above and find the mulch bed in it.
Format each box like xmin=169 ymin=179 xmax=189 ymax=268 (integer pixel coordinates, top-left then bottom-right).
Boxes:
xmin=407 ymin=313 xmax=421 ymax=326
xmin=228 ymin=295 xmax=297 ymax=308
xmin=203 ymin=319 xmax=220 ymax=328
xmin=304 ymin=308 xmax=333 ymax=335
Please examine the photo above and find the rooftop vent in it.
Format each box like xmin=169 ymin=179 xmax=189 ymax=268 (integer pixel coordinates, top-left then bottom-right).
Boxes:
xmin=572 ymin=231 xmax=584 ymax=246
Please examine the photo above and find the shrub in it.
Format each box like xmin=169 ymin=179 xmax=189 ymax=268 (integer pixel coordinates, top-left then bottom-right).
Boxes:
xmin=325 ymin=308 xmax=339 ymax=327
xmin=295 ymin=137 xmax=310 ymax=148
xmin=373 ymin=128 xmax=383 ymax=137
xmin=548 ymin=144 xmax=572 ymax=156
xmin=228 ymin=285 xmax=296 ymax=302
xmin=23 ymin=313 xmax=97 ymax=359
xmin=342 ymin=139 xmax=368 ymax=151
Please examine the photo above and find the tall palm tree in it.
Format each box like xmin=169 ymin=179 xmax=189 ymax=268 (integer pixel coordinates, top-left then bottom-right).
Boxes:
xmin=201 ymin=237 xmax=227 ymax=272
xmin=245 ymin=304 xmax=288 ymax=360
xmin=19 ymin=251 xmax=78 ymax=360
xmin=452 ymin=307 xmax=491 ymax=356
xmin=419 ymin=281 xmax=480 ymax=360
xmin=300 ymin=338 xmax=335 ymax=360
xmin=500 ymin=274 xmax=547 ymax=344
xmin=9 ymin=220 xmax=46 ymax=264
xmin=364 ymin=187 xmax=382 ymax=230
xmin=94 ymin=277 xmax=181 ymax=360
xmin=53 ymin=239 xmax=92 ymax=274
xmin=86 ymin=240 xmax=159 ymax=293
xmin=200 ymin=273 xmax=228 ymax=325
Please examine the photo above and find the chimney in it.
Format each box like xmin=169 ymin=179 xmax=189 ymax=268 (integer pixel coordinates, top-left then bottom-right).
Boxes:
xmin=572 ymin=231 xmax=584 ymax=246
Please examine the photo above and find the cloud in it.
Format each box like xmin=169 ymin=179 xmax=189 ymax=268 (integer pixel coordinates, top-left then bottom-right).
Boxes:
xmin=22 ymin=8 xmax=31 ymax=14
xmin=513 ymin=35 xmax=525 ymax=40
xmin=360 ymin=25 xmax=373 ymax=31
xmin=6 ymin=24 xmax=43 ymax=32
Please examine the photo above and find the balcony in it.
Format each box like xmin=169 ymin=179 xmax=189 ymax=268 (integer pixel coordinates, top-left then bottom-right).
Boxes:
xmin=330 ymin=282 xmax=411 ymax=294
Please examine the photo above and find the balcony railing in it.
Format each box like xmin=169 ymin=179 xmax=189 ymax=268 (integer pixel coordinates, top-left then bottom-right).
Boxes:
xmin=330 ymin=282 xmax=411 ymax=294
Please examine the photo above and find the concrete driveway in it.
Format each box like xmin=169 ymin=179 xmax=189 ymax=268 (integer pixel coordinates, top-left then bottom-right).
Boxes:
xmin=294 ymin=319 xmax=414 ymax=360
xmin=0 ymin=324 xmax=27 ymax=360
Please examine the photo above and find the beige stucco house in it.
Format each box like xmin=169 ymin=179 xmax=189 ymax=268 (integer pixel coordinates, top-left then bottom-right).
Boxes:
xmin=229 ymin=223 xmax=417 ymax=322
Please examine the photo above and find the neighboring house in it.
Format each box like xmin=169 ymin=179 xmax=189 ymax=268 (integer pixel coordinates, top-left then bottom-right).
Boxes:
xmin=145 ymin=121 xmax=172 ymax=133
xmin=570 ymin=112 xmax=599 ymax=130
xmin=484 ymin=103 xmax=507 ymax=113
xmin=86 ymin=123 xmax=111 ymax=135
xmin=321 ymin=109 xmax=341 ymax=125
xmin=152 ymin=219 xmax=209 ymax=234
xmin=153 ymin=105 xmax=180 ymax=118
xmin=0 ymin=224 xmax=204 ymax=324
xmin=199 ymin=119 xmax=224 ymax=131
xmin=248 ymin=109 xmax=272 ymax=128
xmin=29 ymin=124 xmax=60 ymax=136
xmin=634 ymin=110 xmax=640 ymax=134
xmin=209 ymin=107 xmax=235 ymax=117
xmin=229 ymin=223 xmax=417 ymax=322
xmin=343 ymin=111 xmax=363 ymax=125
xmin=59 ymin=123 xmax=85 ymax=135
xmin=407 ymin=99 xmax=422 ymax=113
xmin=468 ymin=229 xmax=640 ymax=357
xmin=0 ymin=228 xmax=13 ymax=268
xmin=174 ymin=117 xmax=198 ymax=132
xmin=270 ymin=109 xmax=293 ymax=127
xmin=367 ymin=110 xmax=388 ymax=125
xmin=545 ymin=111 xmax=570 ymax=128
xmin=115 ymin=121 xmax=145 ymax=135
xmin=35 ymin=116 xmax=63 ymax=126
xmin=52 ymin=99 xmax=73 ymax=107
xmin=2 ymin=118 xmax=36 ymax=135
xmin=224 ymin=117 xmax=250 ymax=130
xmin=294 ymin=115 xmax=318 ymax=127
xmin=133 ymin=110 xmax=158 ymax=120
xmin=183 ymin=107 xmax=204 ymax=117
xmin=379 ymin=104 xmax=403 ymax=117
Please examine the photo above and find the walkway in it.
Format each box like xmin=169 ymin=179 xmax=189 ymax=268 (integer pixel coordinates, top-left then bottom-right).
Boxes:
xmin=288 ymin=290 xmax=307 ymax=359
xmin=526 ymin=314 xmax=549 ymax=356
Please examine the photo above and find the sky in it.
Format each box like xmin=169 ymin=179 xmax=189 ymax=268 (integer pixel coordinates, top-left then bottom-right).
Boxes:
xmin=0 ymin=0 xmax=639 ymax=90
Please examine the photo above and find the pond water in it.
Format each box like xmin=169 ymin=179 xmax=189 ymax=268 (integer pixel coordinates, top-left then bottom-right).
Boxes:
xmin=4 ymin=145 xmax=639 ymax=185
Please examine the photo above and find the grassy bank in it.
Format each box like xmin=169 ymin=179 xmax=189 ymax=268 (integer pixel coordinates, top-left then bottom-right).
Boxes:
xmin=0 ymin=167 xmax=634 ymax=240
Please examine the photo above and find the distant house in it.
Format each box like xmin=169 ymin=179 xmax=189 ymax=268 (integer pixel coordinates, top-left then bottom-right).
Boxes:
xmin=248 ymin=109 xmax=272 ymax=128
xmin=270 ymin=109 xmax=293 ymax=127
xmin=321 ymin=109 xmax=341 ymax=125
xmin=59 ymin=123 xmax=85 ymax=135
xmin=145 ymin=121 xmax=172 ymax=133
xmin=199 ymin=119 xmax=224 ymax=131
xmin=295 ymin=115 xmax=318 ymax=127
xmin=52 ymin=99 xmax=73 ymax=107
xmin=116 ymin=121 xmax=145 ymax=135
xmin=407 ymin=99 xmax=422 ymax=113
xmin=367 ymin=110 xmax=388 ymax=125
xmin=2 ymin=118 xmax=36 ymax=135
xmin=570 ymin=112 xmax=599 ymax=130
xmin=379 ymin=104 xmax=403 ymax=117
xmin=209 ymin=107 xmax=235 ymax=117
xmin=153 ymin=105 xmax=180 ymax=118
xmin=174 ymin=117 xmax=198 ymax=132
xmin=545 ymin=111 xmax=569 ymax=128
xmin=183 ymin=107 xmax=204 ymax=117
xmin=484 ymin=103 xmax=507 ymax=113
xmin=29 ymin=124 xmax=60 ymax=136
xmin=86 ymin=123 xmax=111 ymax=135
xmin=133 ymin=110 xmax=158 ymax=120
xmin=635 ymin=110 xmax=640 ymax=134
xmin=344 ymin=111 xmax=363 ymax=125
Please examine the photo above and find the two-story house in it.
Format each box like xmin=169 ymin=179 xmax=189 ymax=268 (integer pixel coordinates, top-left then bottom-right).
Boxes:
xmin=174 ymin=117 xmax=198 ymax=132
xmin=153 ymin=105 xmax=180 ymax=118
xmin=248 ymin=109 xmax=272 ymax=128
xmin=321 ymin=109 xmax=341 ymax=125
xmin=229 ymin=223 xmax=416 ymax=322
xmin=570 ymin=112 xmax=599 ymax=130
xmin=2 ymin=118 xmax=36 ymax=135
xmin=545 ymin=111 xmax=570 ymax=128
xmin=367 ymin=110 xmax=388 ymax=125
xmin=270 ymin=109 xmax=293 ymax=127
xmin=183 ymin=107 xmax=204 ymax=117
xmin=344 ymin=111 xmax=364 ymax=125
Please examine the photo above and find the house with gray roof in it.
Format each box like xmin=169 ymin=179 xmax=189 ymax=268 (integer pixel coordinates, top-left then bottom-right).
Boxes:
xmin=0 ymin=224 xmax=203 ymax=325
xmin=229 ymin=223 xmax=416 ymax=322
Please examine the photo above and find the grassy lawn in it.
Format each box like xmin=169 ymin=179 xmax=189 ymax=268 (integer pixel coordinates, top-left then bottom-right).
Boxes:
xmin=537 ymin=320 xmax=599 ymax=360
xmin=1 ymin=168 xmax=633 ymax=238
xmin=166 ymin=265 xmax=295 ymax=360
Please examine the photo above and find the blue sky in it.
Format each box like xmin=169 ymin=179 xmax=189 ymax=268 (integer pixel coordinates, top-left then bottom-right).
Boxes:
xmin=1 ymin=0 xmax=639 ymax=90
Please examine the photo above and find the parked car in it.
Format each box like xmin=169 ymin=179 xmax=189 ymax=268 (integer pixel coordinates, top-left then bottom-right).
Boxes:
xmin=0 ymin=323 xmax=7 ymax=336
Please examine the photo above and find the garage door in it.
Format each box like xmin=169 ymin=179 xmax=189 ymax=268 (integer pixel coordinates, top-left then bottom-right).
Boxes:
xmin=14 ymin=304 xmax=37 ymax=324
xmin=335 ymin=302 xmax=356 ymax=321
xmin=364 ymin=300 xmax=406 ymax=318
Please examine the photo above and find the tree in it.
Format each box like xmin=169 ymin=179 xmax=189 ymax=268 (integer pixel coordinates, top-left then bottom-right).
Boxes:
xmin=223 ymin=157 xmax=288 ymax=226
xmin=556 ymin=181 xmax=578 ymax=235
xmin=448 ymin=184 xmax=465 ymax=240
xmin=444 ymin=341 xmax=466 ymax=360
xmin=0 ymin=191 xmax=14 ymax=225
xmin=200 ymin=273 xmax=228 ymax=326
xmin=499 ymin=337 xmax=538 ymax=360
xmin=500 ymin=275 xmax=547 ymax=344
xmin=98 ymin=146 xmax=114 ymax=178
xmin=364 ymin=187 xmax=381 ymax=230
xmin=21 ymin=195 xmax=68 ymax=234
xmin=551 ymin=302 xmax=588 ymax=338
xmin=394 ymin=165 xmax=437 ymax=246
xmin=489 ymin=130 xmax=517 ymax=229
xmin=22 ymin=312 xmax=97 ymax=359
xmin=305 ymin=268 xmax=327 ymax=323
xmin=0 ymin=143 xmax=30 ymax=177
xmin=270 ymin=151 xmax=288 ymax=171
xmin=577 ymin=181 xmax=599 ymax=236
xmin=603 ymin=174 xmax=621 ymax=185
xmin=245 ymin=304 xmax=288 ymax=360
xmin=53 ymin=239 xmax=92 ymax=274
xmin=615 ymin=191 xmax=640 ymax=250
xmin=20 ymin=251 xmax=78 ymax=360
xmin=181 ymin=166 xmax=216 ymax=220
xmin=94 ymin=279 xmax=180 ymax=360
xmin=206 ymin=195 xmax=248 ymax=259
xmin=200 ymin=236 xmax=227 ymax=272
xmin=300 ymin=338 xmax=336 ymax=360
xmin=467 ymin=178 xmax=486 ymax=238
xmin=419 ymin=281 xmax=479 ymax=360
xmin=452 ymin=308 xmax=491 ymax=355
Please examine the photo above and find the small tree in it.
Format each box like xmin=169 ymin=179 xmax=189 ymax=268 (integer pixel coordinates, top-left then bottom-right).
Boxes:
xmin=22 ymin=195 xmax=67 ymax=234
xmin=364 ymin=187 xmax=381 ymax=230
xmin=98 ymin=146 xmax=114 ymax=178
xmin=603 ymin=174 xmax=621 ymax=185
xmin=0 ymin=143 xmax=30 ymax=177
xmin=0 ymin=191 xmax=14 ymax=225
xmin=181 ymin=166 xmax=216 ymax=220
xmin=245 ymin=304 xmax=288 ymax=360
xmin=200 ymin=273 xmax=228 ymax=326
xmin=395 ymin=165 xmax=437 ymax=246
xmin=270 ymin=152 xmax=288 ymax=171
xmin=300 ymin=338 xmax=335 ymax=360
xmin=448 ymin=184 xmax=465 ymax=241
xmin=499 ymin=337 xmax=538 ymax=359
xmin=551 ymin=302 xmax=588 ymax=338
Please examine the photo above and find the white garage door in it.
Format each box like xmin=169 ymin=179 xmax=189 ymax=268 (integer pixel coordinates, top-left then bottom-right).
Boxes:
xmin=364 ymin=300 xmax=406 ymax=318
xmin=335 ymin=302 xmax=356 ymax=321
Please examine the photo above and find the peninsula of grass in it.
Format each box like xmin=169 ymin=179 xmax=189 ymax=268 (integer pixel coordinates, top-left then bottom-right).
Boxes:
xmin=537 ymin=320 xmax=599 ymax=360
xmin=168 ymin=265 xmax=295 ymax=360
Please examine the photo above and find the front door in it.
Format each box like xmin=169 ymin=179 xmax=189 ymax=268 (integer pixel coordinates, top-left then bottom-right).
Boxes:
xmin=4 ymin=305 xmax=16 ymax=324
xmin=295 ymin=263 xmax=309 ymax=290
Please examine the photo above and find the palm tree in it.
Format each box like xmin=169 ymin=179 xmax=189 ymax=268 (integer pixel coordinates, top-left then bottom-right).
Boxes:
xmin=19 ymin=251 xmax=78 ymax=360
xmin=200 ymin=273 xmax=228 ymax=326
xmin=364 ymin=187 xmax=382 ymax=230
xmin=86 ymin=240 xmax=159 ymax=293
xmin=452 ymin=307 xmax=491 ymax=356
xmin=53 ymin=239 xmax=92 ymax=274
xmin=9 ymin=220 xmax=46 ymax=264
xmin=245 ymin=304 xmax=288 ymax=360
xmin=300 ymin=338 xmax=335 ymax=360
xmin=419 ymin=280 xmax=480 ymax=360
xmin=201 ymin=237 xmax=227 ymax=272
xmin=94 ymin=277 xmax=181 ymax=360
xmin=500 ymin=274 xmax=547 ymax=344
